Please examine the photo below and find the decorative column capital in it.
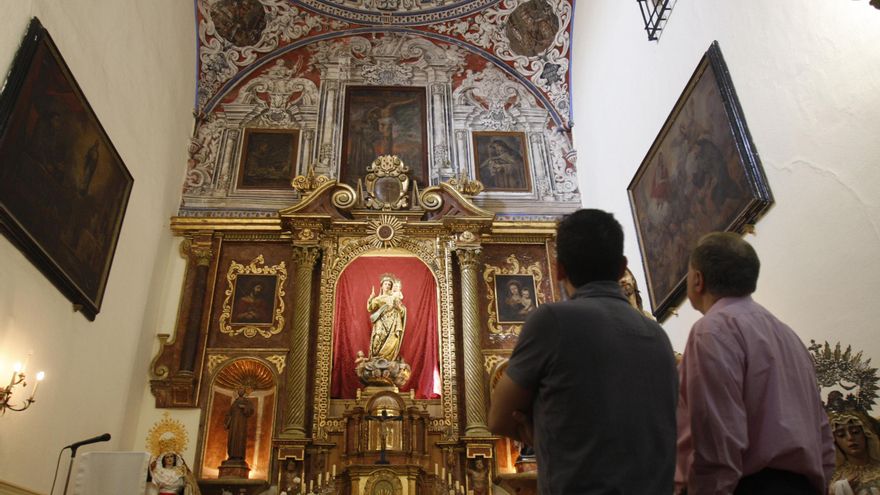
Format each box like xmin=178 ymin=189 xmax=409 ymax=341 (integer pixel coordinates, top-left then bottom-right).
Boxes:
xmin=291 ymin=245 xmax=321 ymax=267
xmin=455 ymin=247 xmax=482 ymax=271
xmin=180 ymin=238 xmax=214 ymax=266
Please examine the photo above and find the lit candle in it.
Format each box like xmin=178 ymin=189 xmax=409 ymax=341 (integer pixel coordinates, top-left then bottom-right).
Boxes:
xmin=31 ymin=371 xmax=45 ymax=399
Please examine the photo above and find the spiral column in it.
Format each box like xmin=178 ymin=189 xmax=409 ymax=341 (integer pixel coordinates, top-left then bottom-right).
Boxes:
xmin=282 ymin=245 xmax=321 ymax=438
xmin=457 ymin=247 xmax=491 ymax=437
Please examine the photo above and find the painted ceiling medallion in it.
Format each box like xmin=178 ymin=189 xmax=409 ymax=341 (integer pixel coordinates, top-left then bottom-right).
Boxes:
xmin=506 ymin=0 xmax=559 ymax=57
xmin=366 ymin=215 xmax=405 ymax=249
xmin=210 ymin=0 xmax=268 ymax=47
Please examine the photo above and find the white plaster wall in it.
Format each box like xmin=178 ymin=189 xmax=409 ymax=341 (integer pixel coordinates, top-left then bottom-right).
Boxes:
xmin=0 ymin=0 xmax=194 ymax=492
xmin=571 ymin=1 xmax=880 ymax=364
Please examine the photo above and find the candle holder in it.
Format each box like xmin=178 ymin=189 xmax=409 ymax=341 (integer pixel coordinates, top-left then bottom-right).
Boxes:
xmin=0 ymin=361 xmax=45 ymax=414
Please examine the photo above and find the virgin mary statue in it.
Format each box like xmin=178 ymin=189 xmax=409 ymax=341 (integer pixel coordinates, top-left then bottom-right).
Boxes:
xmin=368 ymin=274 xmax=406 ymax=360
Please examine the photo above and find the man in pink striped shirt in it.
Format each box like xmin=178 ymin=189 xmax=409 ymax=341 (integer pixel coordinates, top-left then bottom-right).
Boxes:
xmin=675 ymin=232 xmax=834 ymax=494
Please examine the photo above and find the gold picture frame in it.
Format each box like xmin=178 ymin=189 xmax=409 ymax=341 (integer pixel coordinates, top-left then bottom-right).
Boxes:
xmin=218 ymin=255 xmax=287 ymax=338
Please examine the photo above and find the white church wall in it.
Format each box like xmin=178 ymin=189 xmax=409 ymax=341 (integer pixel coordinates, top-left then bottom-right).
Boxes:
xmin=570 ymin=1 xmax=880 ymax=368
xmin=0 ymin=1 xmax=194 ymax=492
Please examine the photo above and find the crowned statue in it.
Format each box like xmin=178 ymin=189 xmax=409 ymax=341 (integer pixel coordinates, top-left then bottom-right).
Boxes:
xmin=355 ymin=273 xmax=412 ymax=389
xmin=828 ymin=392 xmax=880 ymax=495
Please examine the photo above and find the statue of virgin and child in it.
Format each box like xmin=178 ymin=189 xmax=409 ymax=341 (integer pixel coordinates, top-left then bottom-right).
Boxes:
xmin=355 ymin=273 xmax=412 ymax=388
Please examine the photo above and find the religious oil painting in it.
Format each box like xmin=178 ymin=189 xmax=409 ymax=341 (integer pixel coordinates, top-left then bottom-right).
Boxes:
xmin=230 ymin=274 xmax=278 ymax=325
xmin=0 ymin=18 xmax=133 ymax=321
xmin=340 ymin=86 xmax=428 ymax=187
xmin=473 ymin=131 xmax=531 ymax=192
xmin=237 ymin=128 xmax=299 ymax=190
xmin=505 ymin=0 xmax=560 ymax=57
xmin=219 ymin=255 xmax=287 ymax=338
xmin=627 ymin=41 xmax=773 ymax=321
xmin=494 ymin=274 xmax=539 ymax=324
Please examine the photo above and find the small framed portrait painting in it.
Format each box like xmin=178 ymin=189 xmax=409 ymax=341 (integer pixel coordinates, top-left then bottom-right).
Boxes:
xmin=494 ymin=274 xmax=539 ymax=324
xmin=230 ymin=274 xmax=278 ymax=325
xmin=237 ymin=128 xmax=300 ymax=190
xmin=473 ymin=131 xmax=531 ymax=192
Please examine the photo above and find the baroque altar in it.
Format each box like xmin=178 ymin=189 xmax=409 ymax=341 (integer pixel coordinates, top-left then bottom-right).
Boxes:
xmin=149 ymin=157 xmax=556 ymax=494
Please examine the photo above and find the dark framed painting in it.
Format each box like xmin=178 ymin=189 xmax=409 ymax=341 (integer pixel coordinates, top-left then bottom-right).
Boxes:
xmin=494 ymin=274 xmax=539 ymax=324
xmin=627 ymin=41 xmax=773 ymax=321
xmin=0 ymin=18 xmax=134 ymax=321
xmin=473 ymin=131 xmax=531 ymax=192
xmin=340 ymin=86 xmax=428 ymax=187
xmin=237 ymin=128 xmax=299 ymax=190
xmin=230 ymin=274 xmax=278 ymax=325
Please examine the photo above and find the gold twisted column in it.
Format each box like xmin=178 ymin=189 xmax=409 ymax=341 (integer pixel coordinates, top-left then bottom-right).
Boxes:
xmin=457 ymin=248 xmax=491 ymax=437
xmin=282 ymin=245 xmax=321 ymax=438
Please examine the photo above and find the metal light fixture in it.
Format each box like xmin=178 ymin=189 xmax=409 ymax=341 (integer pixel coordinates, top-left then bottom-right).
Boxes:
xmin=637 ymin=0 xmax=673 ymax=41
xmin=1 ymin=356 xmax=45 ymax=414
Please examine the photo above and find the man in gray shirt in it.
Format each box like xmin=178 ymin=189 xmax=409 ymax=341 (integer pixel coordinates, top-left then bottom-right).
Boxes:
xmin=489 ymin=209 xmax=678 ymax=494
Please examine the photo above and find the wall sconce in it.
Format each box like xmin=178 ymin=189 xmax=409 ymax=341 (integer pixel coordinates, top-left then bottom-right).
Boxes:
xmin=1 ymin=356 xmax=45 ymax=414
xmin=637 ymin=0 xmax=673 ymax=41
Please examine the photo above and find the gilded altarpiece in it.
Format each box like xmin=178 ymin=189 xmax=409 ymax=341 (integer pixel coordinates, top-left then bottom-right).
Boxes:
xmin=150 ymin=163 xmax=556 ymax=494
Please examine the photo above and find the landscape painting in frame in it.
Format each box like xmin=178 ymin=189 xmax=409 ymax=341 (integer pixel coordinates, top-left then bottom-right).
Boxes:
xmin=0 ymin=18 xmax=133 ymax=320
xmin=237 ymin=128 xmax=299 ymax=190
xmin=340 ymin=86 xmax=428 ymax=187
xmin=627 ymin=41 xmax=773 ymax=320
xmin=473 ymin=131 xmax=531 ymax=192
xmin=494 ymin=274 xmax=539 ymax=324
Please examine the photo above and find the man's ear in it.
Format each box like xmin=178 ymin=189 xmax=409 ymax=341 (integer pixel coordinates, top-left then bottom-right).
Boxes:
xmin=617 ymin=256 xmax=628 ymax=280
xmin=691 ymin=269 xmax=705 ymax=294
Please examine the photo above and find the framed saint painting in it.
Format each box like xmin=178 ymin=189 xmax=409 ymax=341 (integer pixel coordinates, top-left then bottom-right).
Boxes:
xmin=494 ymin=274 xmax=539 ymax=324
xmin=236 ymin=128 xmax=300 ymax=190
xmin=473 ymin=131 xmax=531 ymax=192
xmin=340 ymin=86 xmax=428 ymax=187
xmin=627 ymin=41 xmax=773 ymax=320
xmin=0 ymin=18 xmax=134 ymax=320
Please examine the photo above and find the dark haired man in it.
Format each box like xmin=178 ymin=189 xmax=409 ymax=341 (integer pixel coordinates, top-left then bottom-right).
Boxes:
xmin=489 ymin=209 xmax=677 ymax=494
xmin=675 ymin=232 xmax=834 ymax=494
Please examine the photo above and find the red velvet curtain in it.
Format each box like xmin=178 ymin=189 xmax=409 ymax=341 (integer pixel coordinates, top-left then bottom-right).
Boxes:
xmin=330 ymin=256 xmax=440 ymax=399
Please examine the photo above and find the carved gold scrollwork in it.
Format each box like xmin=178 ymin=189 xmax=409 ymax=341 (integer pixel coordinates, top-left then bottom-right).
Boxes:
xmin=266 ymin=355 xmax=286 ymax=374
xmin=364 ymin=469 xmax=403 ymax=495
xmin=218 ymin=255 xmax=288 ymax=338
xmin=207 ymin=354 xmax=230 ymax=375
xmin=456 ymin=248 xmax=482 ymax=269
xmin=482 ymin=254 xmax=546 ymax=341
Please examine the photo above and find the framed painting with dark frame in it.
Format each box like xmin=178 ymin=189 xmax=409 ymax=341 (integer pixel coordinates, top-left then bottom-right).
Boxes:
xmin=340 ymin=86 xmax=428 ymax=187
xmin=627 ymin=41 xmax=773 ymax=321
xmin=473 ymin=131 xmax=531 ymax=192
xmin=0 ymin=18 xmax=134 ymax=321
xmin=237 ymin=128 xmax=300 ymax=190
xmin=494 ymin=274 xmax=539 ymax=324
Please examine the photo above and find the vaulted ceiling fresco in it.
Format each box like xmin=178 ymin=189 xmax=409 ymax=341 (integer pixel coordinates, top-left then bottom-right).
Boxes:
xmin=183 ymin=0 xmax=579 ymax=218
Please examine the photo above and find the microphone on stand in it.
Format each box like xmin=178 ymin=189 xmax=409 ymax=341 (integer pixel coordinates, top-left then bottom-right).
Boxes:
xmin=58 ymin=433 xmax=112 ymax=495
xmin=65 ymin=433 xmax=111 ymax=453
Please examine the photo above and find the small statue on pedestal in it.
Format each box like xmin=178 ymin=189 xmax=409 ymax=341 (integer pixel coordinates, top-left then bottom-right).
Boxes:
xmin=219 ymin=388 xmax=255 ymax=478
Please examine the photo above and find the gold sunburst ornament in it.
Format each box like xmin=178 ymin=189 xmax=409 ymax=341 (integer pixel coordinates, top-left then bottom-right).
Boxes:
xmin=365 ymin=215 xmax=405 ymax=249
xmin=146 ymin=412 xmax=189 ymax=457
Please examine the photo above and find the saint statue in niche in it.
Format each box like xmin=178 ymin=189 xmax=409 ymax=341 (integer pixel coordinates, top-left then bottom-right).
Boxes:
xmin=369 ymin=275 xmax=406 ymax=360
xmin=224 ymin=388 xmax=255 ymax=462
xmin=354 ymin=274 xmax=412 ymax=388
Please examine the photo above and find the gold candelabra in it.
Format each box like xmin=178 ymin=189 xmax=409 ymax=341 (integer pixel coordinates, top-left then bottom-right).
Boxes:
xmin=1 ymin=356 xmax=45 ymax=414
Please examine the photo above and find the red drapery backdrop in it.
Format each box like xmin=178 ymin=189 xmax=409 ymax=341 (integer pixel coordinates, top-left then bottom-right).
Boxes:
xmin=330 ymin=255 xmax=440 ymax=399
